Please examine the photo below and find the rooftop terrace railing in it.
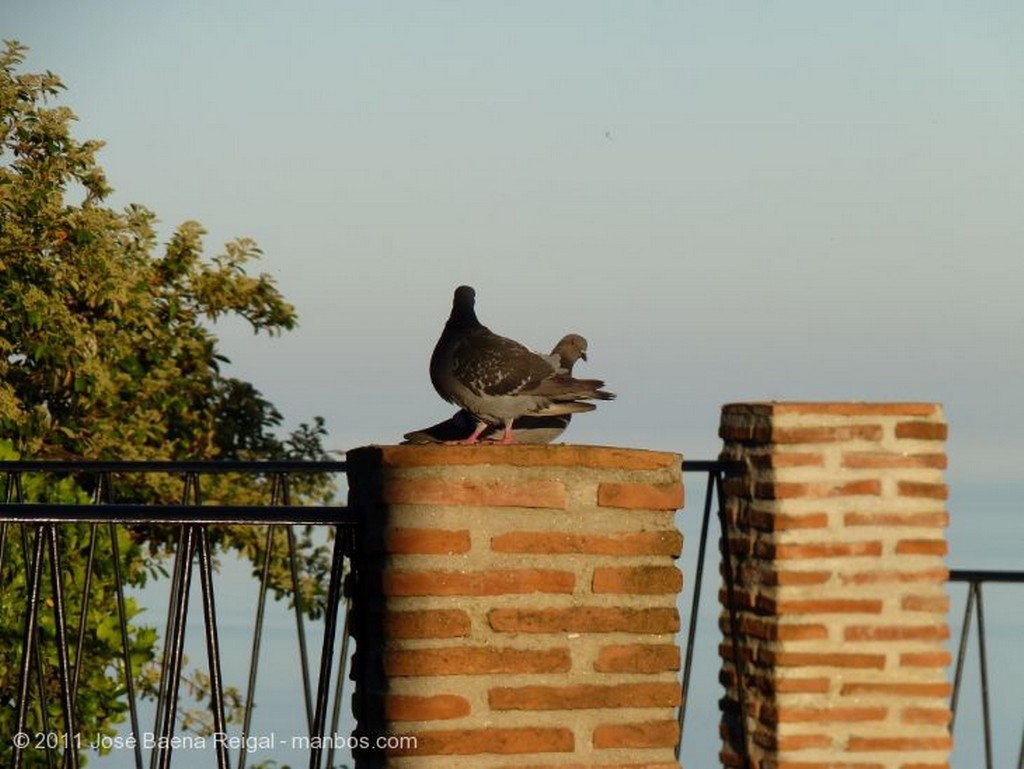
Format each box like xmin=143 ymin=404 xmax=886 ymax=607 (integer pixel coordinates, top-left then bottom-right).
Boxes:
xmin=2 ymin=458 xmax=1019 ymax=769
xmin=1 ymin=460 xmax=353 ymax=769
xmin=948 ymin=569 xmax=1024 ymax=769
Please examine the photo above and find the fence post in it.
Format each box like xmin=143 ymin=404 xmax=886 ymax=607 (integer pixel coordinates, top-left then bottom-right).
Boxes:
xmin=717 ymin=402 xmax=952 ymax=769
xmin=346 ymin=444 xmax=684 ymax=768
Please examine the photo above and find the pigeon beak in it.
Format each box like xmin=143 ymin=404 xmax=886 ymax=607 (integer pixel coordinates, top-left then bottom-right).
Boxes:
xmin=580 ymin=351 xmax=588 ymax=362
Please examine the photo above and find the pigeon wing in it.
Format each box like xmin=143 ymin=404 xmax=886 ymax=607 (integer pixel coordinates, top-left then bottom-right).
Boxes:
xmin=452 ymin=330 xmax=557 ymax=397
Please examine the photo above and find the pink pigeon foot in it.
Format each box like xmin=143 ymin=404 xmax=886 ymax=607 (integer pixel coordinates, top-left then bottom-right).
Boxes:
xmin=445 ymin=419 xmax=489 ymax=445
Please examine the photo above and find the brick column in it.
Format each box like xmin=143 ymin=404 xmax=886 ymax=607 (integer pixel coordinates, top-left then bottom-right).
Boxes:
xmin=346 ymin=444 xmax=684 ymax=769
xmin=717 ymin=403 xmax=951 ymax=769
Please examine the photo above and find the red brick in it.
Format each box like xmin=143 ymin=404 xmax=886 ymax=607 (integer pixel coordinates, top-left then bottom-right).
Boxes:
xmin=762 ymin=597 xmax=884 ymax=615
xmin=382 ymin=477 xmax=566 ymax=509
xmin=385 ymin=646 xmax=570 ymax=676
xmin=384 ymin=569 xmax=574 ymax=596
xmin=844 ymin=511 xmax=949 ymax=528
xmin=767 ymin=570 xmax=833 ymax=586
xmin=388 ymin=527 xmax=471 ymax=554
xmin=842 ymin=452 xmax=947 ymax=469
xmin=758 ymin=650 xmax=886 ymax=669
xmin=894 ymin=421 xmax=948 ymax=441
xmin=847 ymin=736 xmax=953 ymax=752
xmin=772 ymin=677 xmax=831 ymax=694
xmin=772 ymin=403 xmax=939 ymax=417
xmin=901 ymin=707 xmax=952 ymax=726
xmin=764 ymin=541 xmax=883 ymax=559
xmin=895 ymin=539 xmax=948 ymax=556
xmin=770 ymin=425 xmax=884 ymax=444
xmin=841 ymin=566 xmax=948 ymax=586
xmin=725 ymin=536 xmax=755 ymax=559
xmin=757 ymin=479 xmax=881 ymax=499
xmin=592 ymin=565 xmax=683 ymax=594
xmin=753 ymin=730 xmax=833 ymax=751
xmin=386 ymin=694 xmax=471 ymax=721
xmin=900 ymin=651 xmax=952 ymax=668
xmin=898 ymin=481 xmax=948 ymax=500
xmin=597 ymin=481 xmax=683 ymax=510
xmin=489 ymin=682 xmax=680 ymax=710
xmin=491 ymin=764 xmax=682 ymax=769
xmin=594 ymin=644 xmax=680 ymax=673
xmin=840 ymin=681 xmax=952 ymax=698
xmin=750 ymin=451 xmax=825 ymax=468
xmin=719 ymin=416 xmax=771 ymax=443
xmin=844 ymin=624 xmax=949 ymax=642
xmin=760 ymin=705 xmax=888 ymax=724
xmin=720 ymin=585 xmax=757 ymax=610
xmin=737 ymin=617 xmax=829 ymax=641
xmin=385 ymin=609 xmax=471 ymax=639
xmin=392 ymin=726 xmax=574 ymax=755
xmin=491 ymin=530 xmax=682 ymax=556
xmin=748 ymin=509 xmax=829 ymax=531
xmin=767 ymin=762 xmax=884 ymax=769
xmin=592 ymin=720 xmax=679 ymax=749
xmin=722 ymin=476 xmax=755 ymax=500
xmin=489 ymin=606 xmax=679 ymax=634
xmin=374 ymin=443 xmax=679 ymax=470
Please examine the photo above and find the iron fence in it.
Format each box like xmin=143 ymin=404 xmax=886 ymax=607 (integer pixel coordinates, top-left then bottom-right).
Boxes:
xmin=2 ymin=459 xmax=1017 ymax=769
xmin=1 ymin=460 xmax=353 ymax=769
xmin=948 ymin=569 xmax=1024 ymax=769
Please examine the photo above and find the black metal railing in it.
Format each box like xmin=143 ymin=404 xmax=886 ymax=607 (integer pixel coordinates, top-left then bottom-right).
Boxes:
xmin=6 ymin=459 xmax=1016 ymax=769
xmin=949 ymin=569 xmax=1024 ymax=769
xmin=1 ymin=460 xmax=353 ymax=769
xmin=675 ymin=459 xmax=742 ymax=762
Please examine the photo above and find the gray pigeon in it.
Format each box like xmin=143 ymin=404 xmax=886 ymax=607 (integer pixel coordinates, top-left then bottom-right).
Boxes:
xmin=405 ymin=334 xmax=589 ymax=444
xmin=428 ymin=286 xmax=614 ymax=444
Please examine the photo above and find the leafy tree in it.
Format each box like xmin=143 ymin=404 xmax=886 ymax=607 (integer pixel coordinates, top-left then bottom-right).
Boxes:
xmin=0 ymin=40 xmax=338 ymax=765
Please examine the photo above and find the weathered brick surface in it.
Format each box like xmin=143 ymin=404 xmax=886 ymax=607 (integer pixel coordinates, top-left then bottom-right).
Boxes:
xmin=382 ymin=477 xmax=567 ymax=509
xmin=759 ymin=705 xmax=888 ymax=724
xmin=384 ymin=609 xmax=471 ymax=639
xmin=900 ymin=651 xmax=952 ymax=668
xmin=387 ymin=527 xmax=472 ymax=554
xmin=488 ymin=682 xmax=680 ymax=710
xmin=839 ymin=681 xmax=952 ymax=698
xmin=490 ymin=530 xmax=683 ymax=556
xmin=593 ymin=644 xmax=680 ymax=673
xmin=488 ymin=606 xmax=680 ymax=634
xmin=717 ymin=402 xmax=951 ymax=769
xmin=591 ymin=720 xmax=680 ymax=749
xmin=346 ymin=444 xmax=684 ymax=767
xmin=597 ymin=481 xmax=684 ymax=510
xmin=386 ymin=694 xmax=471 ymax=721
xmin=371 ymin=443 xmax=680 ymax=470
xmin=391 ymin=727 xmax=575 ymax=756
xmin=491 ymin=764 xmax=681 ymax=769
xmin=385 ymin=646 xmax=571 ymax=676
xmin=384 ymin=568 xmax=575 ymax=596
xmin=846 ymin=735 xmax=953 ymax=752
xmin=591 ymin=565 xmax=683 ymax=594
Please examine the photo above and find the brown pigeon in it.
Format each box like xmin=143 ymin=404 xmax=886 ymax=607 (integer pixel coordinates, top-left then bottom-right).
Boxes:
xmin=405 ymin=333 xmax=589 ymax=444
xmin=429 ymin=286 xmax=614 ymax=444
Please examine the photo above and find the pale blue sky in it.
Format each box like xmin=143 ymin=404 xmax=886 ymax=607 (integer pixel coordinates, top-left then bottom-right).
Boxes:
xmin=8 ymin=1 xmax=1024 ymax=469
xmin=6 ymin=4 xmax=1024 ymax=763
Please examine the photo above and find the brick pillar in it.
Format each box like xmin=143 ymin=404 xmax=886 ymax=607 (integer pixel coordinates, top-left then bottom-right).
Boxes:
xmin=717 ymin=403 xmax=951 ymax=769
xmin=346 ymin=444 xmax=684 ymax=769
